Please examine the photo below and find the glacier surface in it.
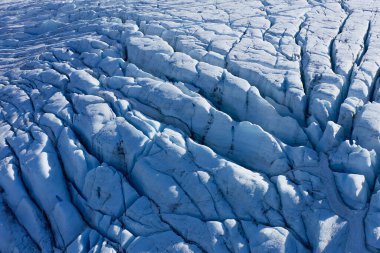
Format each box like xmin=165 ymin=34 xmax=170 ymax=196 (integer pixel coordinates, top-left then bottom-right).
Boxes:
xmin=0 ymin=0 xmax=380 ymax=252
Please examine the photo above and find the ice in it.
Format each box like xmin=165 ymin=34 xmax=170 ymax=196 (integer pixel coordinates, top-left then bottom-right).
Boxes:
xmin=83 ymin=165 xmax=129 ymax=217
xmin=127 ymin=231 xmax=202 ymax=253
xmin=329 ymin=140 xmax=377 ymax=188
xmin=304 ymin=209 xmax=348 ymax=253
xmin=0 ymin=0 xmax=379 ymax=252
xmin=317 ymin=121 xmax=345 ymax=153
xmin=241 ymin=221 xmax=308 ymax=253
xmin=352 ymin=102 xmax=380 ymax=154
xmin=0 ymin=158 xmax=53 ymax=251
xmin=0 ymin=195 xmax=39 ymax=253
xmin=68 ymin=70 xmax=100 ymax=93
xmin=26 ymin=20 xmax=64 ymax=35
xmin=334 ymin=173 xmax=369 ymax=210
xmin=366 ymin=190 xmax=380 ymax=249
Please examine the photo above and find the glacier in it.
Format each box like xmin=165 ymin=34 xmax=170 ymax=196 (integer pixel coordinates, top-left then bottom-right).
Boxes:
xmin=0 ymin=0 xmax=380 ymax=252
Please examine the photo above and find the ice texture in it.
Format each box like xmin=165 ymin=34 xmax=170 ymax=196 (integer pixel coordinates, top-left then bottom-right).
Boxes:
xmin=0 ymin=0 xmax=379 ymax=252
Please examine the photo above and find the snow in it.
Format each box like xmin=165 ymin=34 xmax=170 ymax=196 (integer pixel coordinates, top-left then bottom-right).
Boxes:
xmin=0 ymin=0 xmax=380 ymax=252
xmin=352 ymin=102 xmax=380 ymax=154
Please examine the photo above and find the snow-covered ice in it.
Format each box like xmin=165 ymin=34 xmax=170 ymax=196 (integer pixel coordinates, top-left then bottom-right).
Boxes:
xmin=0 ymin=0 xmax=380 ymax=252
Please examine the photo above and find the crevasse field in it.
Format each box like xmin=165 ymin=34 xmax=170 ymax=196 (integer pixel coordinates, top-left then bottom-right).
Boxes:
xmin=0 ymin=0 xmax=380 ymax=252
